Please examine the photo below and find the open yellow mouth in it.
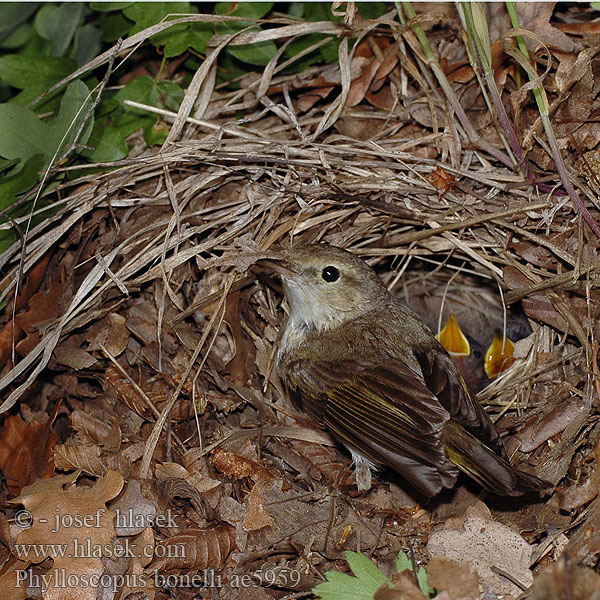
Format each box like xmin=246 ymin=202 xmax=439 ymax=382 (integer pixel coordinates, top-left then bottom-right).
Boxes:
xmin=436 ymin=313 xmax=471 ymax=357
xmin=485 ymin=329 xmax=516 ymax=379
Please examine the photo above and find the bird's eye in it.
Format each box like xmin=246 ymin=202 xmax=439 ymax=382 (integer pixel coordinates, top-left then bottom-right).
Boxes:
xmin=321 ymin=266 xmax=340 ymax=282
xmin=473 ymin=349 xmax=482 ymax=359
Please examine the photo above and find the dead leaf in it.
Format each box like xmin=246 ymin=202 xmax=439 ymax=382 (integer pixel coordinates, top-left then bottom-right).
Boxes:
xmin=243 ymin=480 xmax=275 ymax=531
xmin=148 ymin=524 xmax=236 ymax=573
xmin=0 ymin=413 xmax=57 ymax=495
xmin=527 ymin=556 xmax=600 ymax=600
xmin=376 ymin=573 xmax=425 ymax=600
xmin=211 ymin=448 xmax=276 ymax=486
xmin=556 ymin=438 xmax=600 ymax=510
xmin=9 ymin=471 xmax=123 ymax=600
xmin=427 ymin=556 xmax=479 ymax=600
xmin=428 ymin=513 xmax=533 ymax=596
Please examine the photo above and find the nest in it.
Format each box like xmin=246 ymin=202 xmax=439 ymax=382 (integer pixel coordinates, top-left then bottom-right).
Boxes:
xmin=1 ymin=5 xmax=599 ymax=599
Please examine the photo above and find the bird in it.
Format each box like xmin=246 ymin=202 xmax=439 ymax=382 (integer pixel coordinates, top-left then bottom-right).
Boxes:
xmin=435 ymin=313 xmax=487 ymax=393
xmin=266 ymin=244 xmax=551 ymax=497
xmin=398 ymin=273 xmax=533 ymax=387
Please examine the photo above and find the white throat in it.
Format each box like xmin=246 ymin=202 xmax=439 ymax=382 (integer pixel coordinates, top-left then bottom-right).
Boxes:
xmin=277 ymin=279 xmax=344 ymax=358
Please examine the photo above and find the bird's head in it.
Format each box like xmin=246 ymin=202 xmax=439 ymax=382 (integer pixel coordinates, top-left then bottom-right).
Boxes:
xmin=272 ymin=244 xmax=389 ymax=333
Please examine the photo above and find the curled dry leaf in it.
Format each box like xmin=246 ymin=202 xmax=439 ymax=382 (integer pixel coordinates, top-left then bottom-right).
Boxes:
xmin=105 ymin=363 xmax=155 ymax=420
xmin=13 ymin=275 xmax=66 ymax=358
xmin=211 ymin=448 xmax=276 ymax=486
xmin=52 ymin=443 xmax=104 ymax=477
xmin=148 ymin=524 xmax=236 ymax=573
xmin=515 ymin=394 xmax=589 ymax=452
xmin=287 ymin=439 xmax=357 ymax=490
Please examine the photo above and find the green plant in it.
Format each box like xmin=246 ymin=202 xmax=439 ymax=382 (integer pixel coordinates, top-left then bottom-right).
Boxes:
xmin=313 ymin=550 xmax=434 ymax=600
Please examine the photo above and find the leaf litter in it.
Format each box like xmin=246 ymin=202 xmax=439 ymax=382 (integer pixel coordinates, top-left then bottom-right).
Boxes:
xmin=0 ymin=3 xmax=600 ymax=599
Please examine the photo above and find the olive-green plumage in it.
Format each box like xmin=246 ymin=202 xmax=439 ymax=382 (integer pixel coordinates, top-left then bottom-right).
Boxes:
xmin=274 ymin=244 xmax=551 ymax=497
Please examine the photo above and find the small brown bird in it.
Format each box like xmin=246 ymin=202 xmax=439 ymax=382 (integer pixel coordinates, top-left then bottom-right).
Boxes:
xmin=269 ymin=244 xmax=550 ymax=497
xmin=435 ymin=313 xmax=486 ymax=393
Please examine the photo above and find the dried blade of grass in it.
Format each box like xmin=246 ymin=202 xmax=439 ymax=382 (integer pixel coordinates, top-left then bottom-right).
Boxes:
xmin=386 ymin=201 xmax=548 ymax=246
xmin=164 ymin=30 xmax=242 ymax=144
xmin=458 ymin=3 xmax=520 ymax=170
xmin=501 ymin=19 xmax=600 ymax=239
xmin=140 ymin=275 xmax=234 ymax=478
xmin=29 ymin=14 xmax=266 ymax=108
xmin=210 ymin=20 xmax=342 ymax=47
xmin=398 ymin=2 xmax=514 ymax=169
xmin=0 ymin=246 xmax=121 ymax=412
xmin=311 ymin=38 xmax=351 ymax=140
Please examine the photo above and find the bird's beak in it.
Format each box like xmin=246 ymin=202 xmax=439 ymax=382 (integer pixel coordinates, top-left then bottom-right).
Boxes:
xmin=484 ymin=330 xmax=515 ymax=379
xmin=255 ymin=258 xmax=298 ymax=279
xmin=436 ymin=313 xmax=471 ymax=357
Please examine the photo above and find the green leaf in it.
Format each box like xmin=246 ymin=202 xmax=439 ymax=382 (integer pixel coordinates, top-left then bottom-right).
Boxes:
xmin=114 ymin=75 xmax=158 ymax=107
xmin=0 ymin=55 xmax=76 ymax=90
xmin=0 ymin=79 xmax=93 ymax=168
xmin=0 ymin=158 xmax=20 ymax=173
xmin=162 ymin=27 xmax=211 ymax=57
xmin=416 ymin=567 xmax=435 ymax=598
xmin=0 ymin=230 xmax=18 ymax=257
xmin=123 ymin=2 xmax=191 ymax=36
xmin=0 ymin=23 xmax=32 ymax=50
xmin=0 ymin=3 xmax=39 ymax=45
xmin=156 ymin=80 xmax=184 ymax=111
xmin=50 ymin=79 xmax=94 ymax=149
xmin=72 ymin=24 xmax=102 ymax=66
xmin=112 ymin=76 xmax=158 ymax=135
xmin=228 ymin=38 xmax=277 ymax=66
xmin=357 ymin=3 xmax=387 ymax=19
xmin=89 ymin=2 xmax=134 ymax=12
xmin=143 ymin=119 xmax=168 ymax=146
xmin=591 ymin=2 xmax=600 ymax=8
xmin=396 ymin=551 xmax=413 ymax=574
xmin=34 ymin=2 xmax=85 ymax=57
xmin=0 ymin=154 xmax=44 ymax=211
xmin=215 ymin=2 xmax=273 ymax=19
xmin=99 ymin=12 xmax=133 ymax=42
xmin=304 ymin=3 xmax=343 ymax=22
xmin=320 ymin=38 xmax=341 ymax=63
xmin=81 ymin=117 xmax=128 ymax=162
xmin=313 ymin=551 xmax=390 ymax=600
xmin=287 ymin=3 xmax=304 ymax=18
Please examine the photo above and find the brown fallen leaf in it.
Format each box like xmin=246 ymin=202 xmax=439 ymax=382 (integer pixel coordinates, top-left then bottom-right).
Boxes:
xmin=427 ymin=556 xmax=479 ymax=600
xmin=428 ymin=513 xmax=533 ymax=596
xmin=211 ymin=447 xmax=276 ymax=487
xmin=148 ymin=524 xmax=236 ymax=573
xmin=556 ymin=438 xmax=600 ymax=510
xmin=375 ymin=573 xmax=426 ymax=600
xmin=9 ymin=470 xmax=123 ymax=600
xmin=526 ymin=555 xmax=600 ymax=600
xmin=0 ymin=413 xmax=57 ymax=495
xmin=243 ymin=480 xmax=276 ymax=531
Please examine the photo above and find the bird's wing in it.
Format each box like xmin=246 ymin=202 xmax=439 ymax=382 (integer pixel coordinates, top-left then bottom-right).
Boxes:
xmin=286 ymin=358 xmax=458 ymax=496
xmin=414 ymin=347 xmax=507 ymax=458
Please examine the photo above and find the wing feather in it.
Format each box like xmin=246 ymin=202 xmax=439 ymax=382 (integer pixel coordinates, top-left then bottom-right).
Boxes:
xmin=286 ymin=358 xmax=459 ymax=496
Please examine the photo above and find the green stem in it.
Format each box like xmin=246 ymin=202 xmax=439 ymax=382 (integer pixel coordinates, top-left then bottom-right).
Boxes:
xmin=398 ymin=2 xmax=513 ymax=168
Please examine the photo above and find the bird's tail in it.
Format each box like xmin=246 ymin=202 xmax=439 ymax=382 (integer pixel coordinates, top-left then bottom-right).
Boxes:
xmin=444 ymin=420 xmax=552 ymax=496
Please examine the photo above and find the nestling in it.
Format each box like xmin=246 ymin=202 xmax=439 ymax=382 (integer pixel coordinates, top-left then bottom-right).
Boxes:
xmin=269 ymin=244 xmax=551 ymax=497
